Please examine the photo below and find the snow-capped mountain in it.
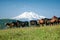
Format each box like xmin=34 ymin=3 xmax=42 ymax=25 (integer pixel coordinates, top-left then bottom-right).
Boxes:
xmin=12 ymin=12 xmax=45 ymax=21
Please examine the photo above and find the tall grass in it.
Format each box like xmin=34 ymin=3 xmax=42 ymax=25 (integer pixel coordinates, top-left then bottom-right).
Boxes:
xmin=0 ymin=25 xmax=60 ymax=40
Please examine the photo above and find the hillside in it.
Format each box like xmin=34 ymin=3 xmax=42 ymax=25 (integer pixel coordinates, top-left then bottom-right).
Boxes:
xmin=0 ymin=19 xmax=17 ymax=29
xmin=0 ymin=25 xmax=60 ymax=40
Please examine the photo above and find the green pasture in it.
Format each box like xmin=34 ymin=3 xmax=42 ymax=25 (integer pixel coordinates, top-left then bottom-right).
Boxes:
xmin=0 ymin=25 xmax=60 ymax=40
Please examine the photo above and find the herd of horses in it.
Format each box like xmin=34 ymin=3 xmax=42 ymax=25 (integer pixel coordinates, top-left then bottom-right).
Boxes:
xmin=6 ymin=16 xmax=60 ymax=28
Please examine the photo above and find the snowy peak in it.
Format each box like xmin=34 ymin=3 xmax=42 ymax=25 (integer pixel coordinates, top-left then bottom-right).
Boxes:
xmin=12 ymin=12 xmax=45 ymax=20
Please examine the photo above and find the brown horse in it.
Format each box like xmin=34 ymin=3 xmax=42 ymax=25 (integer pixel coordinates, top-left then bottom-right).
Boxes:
xmin=37 ymin=19 xmax=45 ymax=26
xmin=49 ymin=16 xmax=58 ymax=25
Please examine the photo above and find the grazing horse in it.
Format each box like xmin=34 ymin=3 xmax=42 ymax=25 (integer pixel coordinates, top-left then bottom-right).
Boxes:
xmin=43 ymin=18 xmax=51 ymax=26
xmin=16 ymin=20 xmax=22 ymax=27
xmin=30 ymin=20 xmax=38 ymax=26
xmin=6 ymin=22 xmax=14 ymax=28
xmin=49 ymin=16 xmax=58 ymax=25
xmin=57 ymin=17 xmax=60 ymax=24
xmin=6 ymin=20 xmax=22 ymax=28
xmin=19 ymin=21 xmax=29 ymax=27
xmin=20 ymin=22 xmax=25 ymax=27
xmin=37 ymin=19 xmax=45 ymax=26
xmin=24 ymin=21 xmax=29 ymax=27
xmin=11 ymin=20 xmax=21 ymax=27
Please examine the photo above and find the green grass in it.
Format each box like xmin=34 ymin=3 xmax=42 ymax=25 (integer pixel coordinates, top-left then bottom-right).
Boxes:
xmin=0 ymin=25 xmax=60 ymax=40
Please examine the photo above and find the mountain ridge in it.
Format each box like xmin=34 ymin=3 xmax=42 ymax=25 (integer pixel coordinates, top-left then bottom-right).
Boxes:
xmin=12 ymin=12 xmax=45 ymax=21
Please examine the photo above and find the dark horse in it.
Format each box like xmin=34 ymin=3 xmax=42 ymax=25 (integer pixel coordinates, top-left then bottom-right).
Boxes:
xmin=6 ymin=20 xmax=29 ymax=28
xmin=6 ymin=20 xmax=22 ymax=28
xmin=30 ymin=20 xmax=38 ymax=26
xmin=57 ymin=17 xmax=60 ymax=24
xmin=6 ymin=22 xmax=15 ymax=28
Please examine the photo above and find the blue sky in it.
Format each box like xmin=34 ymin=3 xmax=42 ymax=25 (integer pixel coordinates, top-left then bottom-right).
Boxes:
xmin=0 ymin=0 xmax=60 ymax=18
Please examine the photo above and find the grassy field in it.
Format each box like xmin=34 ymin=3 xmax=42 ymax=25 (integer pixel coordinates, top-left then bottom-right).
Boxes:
xmin=0 ymin=25 xmax=60 ymax=40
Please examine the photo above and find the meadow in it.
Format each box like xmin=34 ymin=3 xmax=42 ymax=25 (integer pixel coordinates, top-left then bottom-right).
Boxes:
xmin=0 ymin=25 xmax=60 ymax=40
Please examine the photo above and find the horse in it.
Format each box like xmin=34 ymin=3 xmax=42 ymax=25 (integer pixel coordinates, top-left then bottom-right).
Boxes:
xmin=37 ymin=19 xmax=45 ymax=26
xmin=6 ymin=22 xmax=14 ymax=28
xmin=43 ymin=18 xmax=51 ymax=26
xmin=57 ymin=17 xmax=60 ymax=24
xmin=24 ymin=21 xmax=29 ymax=27
xmin=6 ymin=20 xmax=22 ymax=28
xmin=50 ymin=16 xmax=58 ymax=25
xmin=30 ymin=20 xmax=38 ymax=26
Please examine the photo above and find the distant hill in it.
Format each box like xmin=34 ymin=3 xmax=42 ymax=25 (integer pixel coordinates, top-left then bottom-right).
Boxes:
xmin=0 ymin=19 xmax=17 ymax=29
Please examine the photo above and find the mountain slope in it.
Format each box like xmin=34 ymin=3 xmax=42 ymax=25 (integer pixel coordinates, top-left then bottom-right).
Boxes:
xmin=12 ymin=12 xmax=45 ymax=20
